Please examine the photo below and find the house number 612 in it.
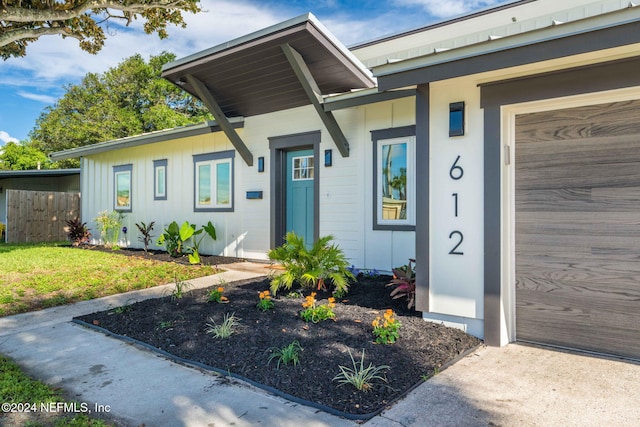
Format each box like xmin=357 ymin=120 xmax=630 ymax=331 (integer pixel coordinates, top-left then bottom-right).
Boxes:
xmin=449 ymin=155 xmax=464 ymax=256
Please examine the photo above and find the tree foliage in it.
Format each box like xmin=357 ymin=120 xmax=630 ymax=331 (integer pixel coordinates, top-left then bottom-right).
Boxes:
xmin=0 ymin=0 xmax=201 ymax=59
xmin=29 ymin=51 xmax=212 ymax=167
xmin=0 ymin=141 xmax=50 ymax=170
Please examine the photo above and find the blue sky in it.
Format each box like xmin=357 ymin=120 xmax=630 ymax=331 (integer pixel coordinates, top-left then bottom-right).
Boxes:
xmin=0 ymin=0 xmax=506 ymax=146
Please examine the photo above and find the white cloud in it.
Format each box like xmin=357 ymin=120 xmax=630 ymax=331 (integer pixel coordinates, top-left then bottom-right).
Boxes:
xmin=393 ymin=0 xmax=500 ymax=18
xmin=17 ymin=91 xmax=57 ymax=104
xmin=0 ymin=131 xmax=19 ymax=145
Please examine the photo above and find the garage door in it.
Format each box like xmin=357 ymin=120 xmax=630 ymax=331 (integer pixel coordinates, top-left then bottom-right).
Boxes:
xmin=515 ymin=99 xmax=640 ymax=360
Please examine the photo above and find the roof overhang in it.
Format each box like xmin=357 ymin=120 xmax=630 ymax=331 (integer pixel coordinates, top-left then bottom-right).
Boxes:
xmin=0 ymin=169 xmax=80 ymax=179
xmin=49 ymin=119 xmax=242 ymax=161
xmin=374 ymin=6 xmax=640 ymax=90
xmin=162 ymin=13 xmax=375 ymax=118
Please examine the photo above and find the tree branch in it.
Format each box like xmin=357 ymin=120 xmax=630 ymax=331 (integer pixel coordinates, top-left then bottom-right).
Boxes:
xmin=0 ymin=25 xmax=82 ymax=47
xmin=1 ymin=0 xmax=186 ymax=22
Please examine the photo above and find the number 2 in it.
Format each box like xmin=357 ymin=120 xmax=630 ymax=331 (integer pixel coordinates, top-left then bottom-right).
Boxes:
xmin=448 ymin=231 xmax=464 ymax=255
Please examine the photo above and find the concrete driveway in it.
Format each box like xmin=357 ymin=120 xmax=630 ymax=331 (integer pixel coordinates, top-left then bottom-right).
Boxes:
xmin=366 ymin=343 xmax=640 ymax=427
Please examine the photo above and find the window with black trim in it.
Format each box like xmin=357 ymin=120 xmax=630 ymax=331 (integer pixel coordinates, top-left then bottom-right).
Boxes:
xmin=113 ymin=164 xmax=132 ymax=212
xmin=153 ymin=159 xmax=167 ymax=200
xmin=193 ymin=150 xmax=235 ymax=212
xmin=371 ymin=126 xmax=416 ymax=230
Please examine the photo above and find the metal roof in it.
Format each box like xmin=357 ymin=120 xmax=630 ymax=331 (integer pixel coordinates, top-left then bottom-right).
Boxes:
xmin=49 ymin=119 xmax=242 ymax=161
xmin=161 ymin=13 xmax=375 ymax=118
xmin=373 ymin=1 xmax=640 ymax=88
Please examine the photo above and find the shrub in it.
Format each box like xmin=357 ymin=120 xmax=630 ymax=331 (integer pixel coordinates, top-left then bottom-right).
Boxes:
xmin=205 ymin=313 xmax=240 ymax=339
xmin=267 ymin=340 xmax=303 ymax=369
xmin=387 ymin=259 xmax=416 ymax=309
xmin=135 ymin=221 xmax=155 ymax=253
xmin=268 ymin=232 xmax=354 ymax=296
xmin=157 ymin=220 xmax=217 ymax=262
xmin=372 ymin=309 xmax=401 ymax=344
xmin=65 ymin=218 xmax=91 ymax=246
xmin=94 ymin=210 xmax=123 ymax=248
xmin=300 ymin=292 xmax=336 ymax=323
xmin=256 ymin=290 xmax=274 ymax=311
xmin=332 ymin=348 xmax=389 ymax=392
xmin=207 ymin=286 xmax=228 ymax=303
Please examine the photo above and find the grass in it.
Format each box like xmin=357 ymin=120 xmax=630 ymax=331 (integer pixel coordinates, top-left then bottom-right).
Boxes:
xmin=0 ymin=242 xmax=220 ymax=425
xmin=0 ymin=355 xmax=111 ymax=426
xmin=0 ymin=242 xmax=218 ymax=316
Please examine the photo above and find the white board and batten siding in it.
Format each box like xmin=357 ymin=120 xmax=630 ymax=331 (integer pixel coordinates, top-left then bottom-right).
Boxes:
xmin=82 ymin=99 xmax=416 ymax=270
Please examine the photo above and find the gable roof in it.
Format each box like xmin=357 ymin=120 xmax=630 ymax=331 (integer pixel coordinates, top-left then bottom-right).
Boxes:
xmin=161 ymin=13 xmax=375 ymax=118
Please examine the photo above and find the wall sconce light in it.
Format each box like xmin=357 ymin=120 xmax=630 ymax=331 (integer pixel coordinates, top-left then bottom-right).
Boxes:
xmin=0 ymin=186 xmax=3 ymax=194
xmin=449 ymin=101 xmax=465 ymax=137
xmin=257 ymin=156 xmax=264 ymax=173
xmin=324 ymin=149 xmax=332 ymax=167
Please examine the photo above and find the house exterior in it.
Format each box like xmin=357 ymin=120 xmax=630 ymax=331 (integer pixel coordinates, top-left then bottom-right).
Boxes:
xmin=51 ymin=0 xmax=640 ymax=360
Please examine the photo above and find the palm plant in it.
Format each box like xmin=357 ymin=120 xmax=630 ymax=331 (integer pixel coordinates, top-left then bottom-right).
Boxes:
xmin=268 ymin=232 xmax=354 ymax=296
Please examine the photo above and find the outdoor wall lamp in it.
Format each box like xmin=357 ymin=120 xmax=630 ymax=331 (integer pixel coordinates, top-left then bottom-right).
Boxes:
xmin=257 ymin=156 xmax=265 ymax=172
xmin=324 ymin=149 xmax=332 ymax=167
xmin=449 ymin=101 xmax=465 ymax=137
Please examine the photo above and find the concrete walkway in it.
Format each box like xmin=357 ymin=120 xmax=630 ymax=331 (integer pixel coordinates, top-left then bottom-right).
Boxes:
xmin=2 ymin=262 xmax=640 ymax=426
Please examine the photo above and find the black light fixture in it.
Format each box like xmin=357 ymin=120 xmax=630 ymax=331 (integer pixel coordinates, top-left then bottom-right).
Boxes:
xmin=449 ymin=101 xmax=465 ymax=137
xmin=257 ymin=156 xmax=264 ymax=173
xmin=324 ymin=149 xmax=332 ymax=167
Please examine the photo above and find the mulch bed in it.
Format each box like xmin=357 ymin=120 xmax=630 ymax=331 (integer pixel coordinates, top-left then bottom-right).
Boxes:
xmin=74 ymin=249 xmax=481 ymax=418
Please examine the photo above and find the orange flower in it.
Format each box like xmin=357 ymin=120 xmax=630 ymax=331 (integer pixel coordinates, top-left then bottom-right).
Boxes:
xmin=217 ymin=287 xmax=224 ymax=293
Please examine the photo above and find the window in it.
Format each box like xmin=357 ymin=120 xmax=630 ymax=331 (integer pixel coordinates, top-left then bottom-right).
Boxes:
xmin=372 ymin=126 xmax=416 ymax=230
xmin=292 ymin=155 xmax=314 ymax=180
xmin=153 ymin=159 xmax=167 ymax=200
xmin=113 ymin=164 xmax=132 ymax=212
xmin=193 ymin=151 xmax=235 ymax=212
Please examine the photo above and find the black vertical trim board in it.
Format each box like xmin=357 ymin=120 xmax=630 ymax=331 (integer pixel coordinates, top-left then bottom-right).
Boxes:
xmin=480 ymin=57 xmax=640 ymax=346
xmin=482 ymin=106 xmax=502 ymax=346
xmin=268 ymin=131 xmax=321 ymax=249
xmin=414 ymin=84 xmax=430 ymax=312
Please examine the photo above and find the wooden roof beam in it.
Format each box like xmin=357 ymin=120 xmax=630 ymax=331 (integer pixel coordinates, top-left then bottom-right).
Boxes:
xmin=281 ymin=43 xmax=350 ymax=157
xmin=185 ymin=75 xmax=254 ymax=166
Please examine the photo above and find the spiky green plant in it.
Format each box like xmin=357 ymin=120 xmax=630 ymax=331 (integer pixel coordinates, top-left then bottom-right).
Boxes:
xmin=205 ymin=312 xmax=240 ymax=339
xmin=268 ymin=232 xmax=354 ymax=296
xmin=332 ymin=349 xmax=389 ymax=392
xmin=267 ymin=340 xmax=303 ymax=369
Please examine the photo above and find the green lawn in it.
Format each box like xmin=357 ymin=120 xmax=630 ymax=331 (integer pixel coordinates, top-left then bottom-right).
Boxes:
xmin=0 ymin=243 xmax=220 ymax=426
xmin=0 ymin=242 xmax=218 ymax=316
xmin=0 ymin=355 xmax=111 ymax=426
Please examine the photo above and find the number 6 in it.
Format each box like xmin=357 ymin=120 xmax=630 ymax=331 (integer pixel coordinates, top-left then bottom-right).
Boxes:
xmin=449 ymin=155 xmax=463 ymax=180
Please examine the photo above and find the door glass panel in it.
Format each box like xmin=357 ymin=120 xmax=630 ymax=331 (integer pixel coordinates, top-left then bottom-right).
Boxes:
xmin=292 ymin=155 xmax=314 ymax=181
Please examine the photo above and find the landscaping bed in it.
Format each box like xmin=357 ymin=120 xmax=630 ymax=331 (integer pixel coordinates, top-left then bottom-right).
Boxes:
xmin=75 ymin=272 xmax=481 ymax=418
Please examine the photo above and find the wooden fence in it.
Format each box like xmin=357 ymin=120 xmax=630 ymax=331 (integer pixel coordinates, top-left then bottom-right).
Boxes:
xmin=6 ymin=190 xmax=81 ymax=243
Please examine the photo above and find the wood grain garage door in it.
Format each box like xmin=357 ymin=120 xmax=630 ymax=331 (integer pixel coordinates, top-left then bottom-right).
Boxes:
xmin=515 ymin=99 xmax=640 ymax=360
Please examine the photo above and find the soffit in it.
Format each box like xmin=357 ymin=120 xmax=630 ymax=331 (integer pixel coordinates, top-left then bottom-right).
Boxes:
xmin=161 ymin=14 xmax=375 ymax=118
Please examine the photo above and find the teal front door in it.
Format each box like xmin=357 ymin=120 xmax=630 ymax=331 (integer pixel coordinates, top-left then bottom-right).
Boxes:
xmin=286 ymin=149 xmax=315 ymax=245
